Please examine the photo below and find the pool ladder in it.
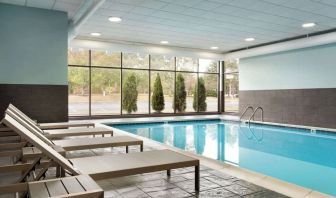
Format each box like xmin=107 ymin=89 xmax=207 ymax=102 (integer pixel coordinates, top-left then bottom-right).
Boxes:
xmin=241 ymin=126 xmax=264 ymax=142
xmin=240 ymin=106 xmax=264 ymax=125
xmin=239 ymin=106 xmax=254 ymax=122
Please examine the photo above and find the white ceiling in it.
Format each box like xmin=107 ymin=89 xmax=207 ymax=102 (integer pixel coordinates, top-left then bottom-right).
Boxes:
xmin=1 ymin=0 xmax=336 ymax=52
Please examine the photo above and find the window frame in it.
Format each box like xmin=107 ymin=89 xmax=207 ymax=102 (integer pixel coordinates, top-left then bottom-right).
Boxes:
xmin=68 ymin=49 xmax=221 ymax=118
xmin=223 ymin=60 xmax=239 ymax=113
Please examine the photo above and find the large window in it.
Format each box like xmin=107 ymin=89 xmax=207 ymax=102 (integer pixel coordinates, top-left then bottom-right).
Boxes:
xmin=176 ymin=72 xmax=197 ymax=112
xmin=224 ymin=59 xmax=239 ymax=112
xmin=68 ymin=67 xmax=90 ymax=116
xmin=122 ymin=69 xmax=149 ymax=114
xmin=91 ymin=50 xmax=121 ymax=67
xmin=199 ymin=59 xmax=219 ymax=112
xmin=150 ymin=71 xmax=174 ymax=113
xmin=68 ymin=48 xmax=90 ymax=116
xmin=91 ymin=68 xmax=121 ymax=115
xmin=68 ymin=49 xmax=220 ymax=117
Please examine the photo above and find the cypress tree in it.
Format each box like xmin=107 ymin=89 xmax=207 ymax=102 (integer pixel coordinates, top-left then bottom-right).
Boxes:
xmin=174 ymin=73 xmax=187 ymax=112
xmin=193 ymin=77 xmax=207 ymax=111
xmin=193 ymin=85 xmax=197 ymax=111
xmin=122 ymin=74 xmax=138 ymax=113
xmin=152 ymin=73 xmax=165 ymax=112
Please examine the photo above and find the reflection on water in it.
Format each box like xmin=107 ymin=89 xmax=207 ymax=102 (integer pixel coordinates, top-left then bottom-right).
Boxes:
xmin=225 ymin=124 xmax=239 ymax=164
xmin=173 ymin=126 xmax=186 ymax=149
xmin=150 ymin=127 xmax=164 ymax=142
xmin=193 ymin=125 xmax=205 ymax=155
xmin=112 ymin=120 xmax=336 ymax=196
xmin=114 ymin=121 xmax=240 ymax=163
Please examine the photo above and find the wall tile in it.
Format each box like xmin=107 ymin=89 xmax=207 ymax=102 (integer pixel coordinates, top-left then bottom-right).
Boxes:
xmin=240 ymin=88 xmax=336 ymax=128
xmin=0 ymin=84 xmax=68 ymax=122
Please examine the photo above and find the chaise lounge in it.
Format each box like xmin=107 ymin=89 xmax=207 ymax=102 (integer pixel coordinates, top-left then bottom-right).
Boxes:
xmin=1 ymin=112 xmax=200 ymax=193
xmin=3 ymin=109 xmax=144 ymax=162
xmin=0 ymin=105 xmax=94 ymax=133
xmin=8 ymin=104 xmax=112 ymax=138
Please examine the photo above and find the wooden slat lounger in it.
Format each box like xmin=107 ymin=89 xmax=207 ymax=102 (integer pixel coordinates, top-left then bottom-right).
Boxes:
xmin=21 ymin=136 xmax=143 ymax=161
xmin=38 ymin=121 xmax=95 ymax=130
xmin=0 ymin=121 xmax=95 ymax=131
xmin=28 ymin=175 xmax=104 ymax=198
xmin=8 ymin=105 xmax=110 ymax=138
xmin=0 ymin=165 xmax=103 ymax=197
xmin=53 ymin=136 xmax=142 ymax=151
xmin=43 ymin=127 xmax=113 ymax=139
xmin=5 ymin=109 xmax=143 ymax=158
xmin=2 ymin=113 xmax=200 ymax=191
xmin=9 ymin=104 xmax=95 ymax=129
xmin=1 ymin=175 xmax=104 ymax=198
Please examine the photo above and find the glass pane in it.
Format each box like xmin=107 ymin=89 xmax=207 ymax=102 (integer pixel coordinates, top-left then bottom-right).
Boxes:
xmin=68 ymin=48 xmax=89 ymax=66
xmin=225 ymin=59 xmax=239 ymax=73
xmin=91 ymin=50 xmax=121 ymax=67
xmin=150 ymin=71 xmax=174 ymax=113
xmin=225 ymin=73 xmax=239 ymax=112
xmin=91 ymin=68 xmax=121 ymax=115
xmin=175 ymin=72 xmax=197 ymax=113
xmin=68 ymin=67 xmax=89 ymax=116
xmin=122 ymin=69 xmax=149 ymax=114
xmin=199 ymin=73 xmax=218 ymax=112
xmin=150 ymin=55 xmax=175 ymax=70
xmin=199 ymin=59 xmax=218 ymax=73
xmin=122 ymin=53 xmax=149 ymax=69
xmin=176 ymin=57 xmax=197 ymax=72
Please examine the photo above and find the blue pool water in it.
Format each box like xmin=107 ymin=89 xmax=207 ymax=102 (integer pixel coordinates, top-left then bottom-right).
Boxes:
xmin=109 ymin=119 xmax=336 ymax=196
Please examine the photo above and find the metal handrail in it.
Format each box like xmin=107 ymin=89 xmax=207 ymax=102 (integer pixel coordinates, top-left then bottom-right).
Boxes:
xmin=249 ymin=127 xmax=264 ymax=142
xmin=239 ymin=123 xmax=264 ymax=142
xmin=248 ymin=107 xmax=264 ymax=126
xmin=239 ymin=106 xmax=254 ymax=121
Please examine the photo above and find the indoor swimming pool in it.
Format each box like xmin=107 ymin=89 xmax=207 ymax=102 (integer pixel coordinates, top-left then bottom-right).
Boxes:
xmin=109 ymin=119 xmax=336 ymax=196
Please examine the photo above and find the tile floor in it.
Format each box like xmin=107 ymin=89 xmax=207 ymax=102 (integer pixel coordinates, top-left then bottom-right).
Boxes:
xmin=66 ymin=146 xmax=287 ymax=198
xmin=0 ymin=144 xmax=287 ymax=198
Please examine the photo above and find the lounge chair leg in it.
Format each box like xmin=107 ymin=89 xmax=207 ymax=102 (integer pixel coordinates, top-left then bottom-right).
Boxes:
xmin=111 ymin=131 xmax=113 ymax=136
xmin=167 ymin=170 xmax=171 ymax=177
xmin=140 ymin=144 xmax=143 ymax=152
xmin=102 ymin=134 xmax=104 ymax=137
xmin=60 ymin=168 xmax=65 ymax=177
xmin=126 ymin=146 xmax=129 ymax=153
xmin=56 ymin=165 xmax=60 ymax=177
xmin=195 ymin=165 xmax=200 ymax=192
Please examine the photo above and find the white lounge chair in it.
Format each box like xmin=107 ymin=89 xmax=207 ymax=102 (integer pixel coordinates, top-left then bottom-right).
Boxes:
xmin=4 ymin=109 xmax=143 ymax=161
xmin=2 ymin=112 xmax=200 ymax=192
xmin=8 ymin=104 xmax=111 ymax=138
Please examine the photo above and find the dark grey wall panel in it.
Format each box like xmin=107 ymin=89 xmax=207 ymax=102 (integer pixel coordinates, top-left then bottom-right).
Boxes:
xmin=239 ymin=89 xmax=336 ymax=128
xmin=0 ymin=84 xmax=68 ymax=123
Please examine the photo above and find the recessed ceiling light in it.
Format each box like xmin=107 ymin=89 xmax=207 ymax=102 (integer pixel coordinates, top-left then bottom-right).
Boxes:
xmin=210 ymin=46 xmax=218 ymax=50
xmin=90 ymin=32 xmax=101 ymax=36
xmin=245 ymin=37 xmax=255 ymax=42
xmin=302 ymin=22 xmax=316 ymax=28
xmin=160 ymin=41 xmax=169 ymax=44
xmin=108 ymin=17 xmax=122 ymax=22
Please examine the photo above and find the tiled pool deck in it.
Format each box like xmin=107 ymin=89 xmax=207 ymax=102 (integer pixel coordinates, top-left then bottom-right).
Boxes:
xmin=81 ymin=146 xmax=287 ymax=198
xmin=0 ymin=144 xmax=286 ymax=198
xmin=0 ymin=115 xmax=333 ymax=198
xmin=0 ymin=146 xmax=286 ymax=198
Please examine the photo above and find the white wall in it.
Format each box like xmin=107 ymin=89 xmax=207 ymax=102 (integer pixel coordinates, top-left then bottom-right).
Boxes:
xmin=239 ymin=43 xmax=336 ymax=90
